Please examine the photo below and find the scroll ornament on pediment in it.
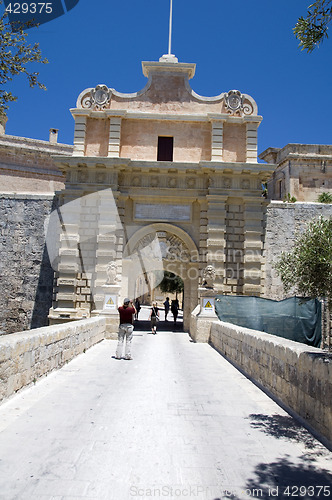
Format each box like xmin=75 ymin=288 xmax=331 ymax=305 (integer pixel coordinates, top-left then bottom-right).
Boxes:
xmin=81 ymin=84 xmax=112 ymax=110
xmin=224 ymin=90 xmax=253 ymax=116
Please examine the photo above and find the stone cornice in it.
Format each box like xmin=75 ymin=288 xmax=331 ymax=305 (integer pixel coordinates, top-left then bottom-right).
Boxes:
xmin=260 ymin=143 xmax=332 ymax=166
xmin=0 ymin=134 xmax=73 ymax=155
xmin=70 ymin=108 xmax=263 ymax=124
xmin=0 ymin=161 xmax=64 ymax=178
xmin=142 ymin=60 xmax=196 ymax=79
xmin=53 ymin=156 xmax=275 ymax=178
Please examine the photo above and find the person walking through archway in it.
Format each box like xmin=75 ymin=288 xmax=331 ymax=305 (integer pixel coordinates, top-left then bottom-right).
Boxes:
xmin=134 ymin=298 xmax=141 ymax=320
xmin=149 ymin=302 xmax=160 ymax=334
xmin=163 ymin=297 xmax=170 ymax=321
xmin=171 ymin=299 xmax=178 ymax=324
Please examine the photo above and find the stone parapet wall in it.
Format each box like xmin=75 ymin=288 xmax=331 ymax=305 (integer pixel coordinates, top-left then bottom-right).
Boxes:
xmin=0 ymin=317 xmax=106 ymax=402
xmin=210 ymin=321 xmax=332 ymax=444
xmin=265 ymin=202 xmax=332 ymax=300
xmin=0 ymin=134 xmax=71 ymax=193
xmin=0 ymin=193 xmax=57 ymax=334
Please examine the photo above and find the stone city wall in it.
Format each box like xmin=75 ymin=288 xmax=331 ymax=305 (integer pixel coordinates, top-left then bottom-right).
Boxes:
xmin=210 ymin=321 xmax=332 ymax=444
xmin=264 ymin=202 xmax=332 ymax=300
xmin=0 ymin=193 xmax=57 ymax=334
xmin=1 ymin=193 xmax=332 ymax=335
xmin=0 ymin=317 xmax=106 ymax=402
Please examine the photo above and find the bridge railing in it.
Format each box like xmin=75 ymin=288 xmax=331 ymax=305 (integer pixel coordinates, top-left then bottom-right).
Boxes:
xmin=0 ymin=317 xmax=106 ymax=403
xmin=209 ymin=320 xmax=332 ymax=445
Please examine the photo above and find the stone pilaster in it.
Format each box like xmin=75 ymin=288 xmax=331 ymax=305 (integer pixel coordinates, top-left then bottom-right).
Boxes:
xmin=92 ymin=186 xmax=123 ymax=336
xmin=73 ymin=115 xmax=87 ymax=156
xmin=246 ymin=122 xmax=258 ymax=163
xmin=211 ymin=120 xmax=224 ymax=161
xmin=224 ymin=199 xmax=245 ymax=295
xmin=242 ymin=199 xmax=265 ymax=296
xmin=108 ymin=117 xmax=122 ymax=158
xmin=206 ymin=194 xmax=227 ymax=293
xmin=199 ymin=200 xmax=208 ymax=266
xmin=48 ymin=192 xmax=81 ymax=322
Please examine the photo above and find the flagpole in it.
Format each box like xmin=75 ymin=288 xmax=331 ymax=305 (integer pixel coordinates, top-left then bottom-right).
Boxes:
xmin=168 ymin=0 xmax=173 ymax=55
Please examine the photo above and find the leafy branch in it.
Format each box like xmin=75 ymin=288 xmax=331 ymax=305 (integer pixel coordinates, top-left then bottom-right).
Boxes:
xmin=294 ymin=0 xmax=332 ymax=52
xmin=0 ymin=0 xmax=48 ymax=117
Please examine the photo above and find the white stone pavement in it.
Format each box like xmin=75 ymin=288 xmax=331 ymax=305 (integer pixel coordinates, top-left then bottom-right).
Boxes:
xmin=0 ymin=317 xmax=331 ymax=500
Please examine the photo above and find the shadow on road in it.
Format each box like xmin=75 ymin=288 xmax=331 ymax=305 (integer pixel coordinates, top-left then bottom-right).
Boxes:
xmin=217 ymin=414 xmax=332 ymax=500
xmin=133 ymin=319 xmax=183 ymax=332
xmin=248 ymin=414 xmax=320 ymax=450
xmin=221 ymin=455 xmax=332 ymax=499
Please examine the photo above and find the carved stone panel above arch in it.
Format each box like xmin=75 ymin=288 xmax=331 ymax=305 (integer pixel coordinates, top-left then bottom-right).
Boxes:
xmin=124 ymin=223 xmax=199 ymax=264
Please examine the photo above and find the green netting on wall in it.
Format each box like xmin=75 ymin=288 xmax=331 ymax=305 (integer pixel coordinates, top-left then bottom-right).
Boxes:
xmin=215 ymin=296 xmax=321 ymax=347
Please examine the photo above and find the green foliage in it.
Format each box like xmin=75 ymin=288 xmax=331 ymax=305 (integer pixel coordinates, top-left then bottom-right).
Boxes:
xmin=318 ymin=192 xmax=332 ymax=203
xmin=294 ymin=0 xmax=332 ymax=52
xmin=261 ymin=182 xmax=267 ymax=198
xmin=0 ymin=0 xmax=48 ymax=117
xmin=158 ymin=271 xmax=184 ymax=295
xmin=283 ymin=193 xmax=297 ymax=203
xmin=275 ymin=217 xmax=332 ymax=309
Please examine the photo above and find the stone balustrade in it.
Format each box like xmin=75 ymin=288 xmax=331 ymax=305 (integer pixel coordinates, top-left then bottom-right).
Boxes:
xmin=209 ymin=320 xmax=332 ymax=444
xmin=0 ymin=317 xmax=106 ymax=402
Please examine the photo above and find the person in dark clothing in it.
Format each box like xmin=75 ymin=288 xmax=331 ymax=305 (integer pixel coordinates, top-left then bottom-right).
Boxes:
xmin=163 ymin=297 xmax=170 ymax=321
xmin=116 ymin=298 xmax=136 ymax=360
xmin=149 ymin=302 xmax=160 ymax=334
xmin=171 ymin=299 xmax=178 ymax=324
xmin=134 ymin=298 xmax=141 ymax=320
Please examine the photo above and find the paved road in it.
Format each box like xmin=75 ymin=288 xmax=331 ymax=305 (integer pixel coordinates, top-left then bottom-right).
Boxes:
xmin=0 ymin=325 xmax=331 ymax=500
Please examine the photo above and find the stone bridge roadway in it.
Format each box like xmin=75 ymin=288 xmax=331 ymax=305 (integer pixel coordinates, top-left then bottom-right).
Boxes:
xmin=0 ymin=308 xmax=331 ymax=500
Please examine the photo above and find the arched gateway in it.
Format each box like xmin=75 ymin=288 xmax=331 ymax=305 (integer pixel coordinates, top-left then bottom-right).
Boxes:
xmin=123 ymin=224 xmax=199 ymax=331
xmin=48 ymin=54 xmax=274 ymax=337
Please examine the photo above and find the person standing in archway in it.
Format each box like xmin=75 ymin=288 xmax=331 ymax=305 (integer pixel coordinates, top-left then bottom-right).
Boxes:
xmin=149 ymin=302 xmax=160 ymax=334
xmin=134 ymin=298 xmax=141 ymax=320
xmin=171 ymin=299 xmax=178 ymax=324
xmin=163 ymin=297 xmax=170 ymax=321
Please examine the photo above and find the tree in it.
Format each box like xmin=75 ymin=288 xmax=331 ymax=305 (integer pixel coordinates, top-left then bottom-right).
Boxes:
xmin=294 ymin=0 xmax=332 ymax=52
xmin=158 ymin=271 xmax=184 ymax=298
xmin=0 ymin=1 xmax=48 ymax=118
xmin=275 ymin=217 xmax=332 ymax=347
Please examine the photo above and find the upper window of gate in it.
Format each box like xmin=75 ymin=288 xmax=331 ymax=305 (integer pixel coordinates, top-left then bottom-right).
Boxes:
xmin=157 ymin=136 xmax=173 ymax=161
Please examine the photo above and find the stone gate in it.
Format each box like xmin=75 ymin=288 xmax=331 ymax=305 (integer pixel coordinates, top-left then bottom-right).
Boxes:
xmin=48 ymin=54 xmax=274 ymax=334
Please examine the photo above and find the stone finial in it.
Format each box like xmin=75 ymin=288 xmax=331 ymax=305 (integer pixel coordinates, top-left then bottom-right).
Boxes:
xmin=202 ymin=265 xmax=216 ymax=289
xmin=159 ymin=54 xmax=178 ymax=63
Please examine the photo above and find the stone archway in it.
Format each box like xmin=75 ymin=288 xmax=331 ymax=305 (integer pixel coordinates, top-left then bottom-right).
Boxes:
xmin=123 ymin=224 xmax=199 ymax=331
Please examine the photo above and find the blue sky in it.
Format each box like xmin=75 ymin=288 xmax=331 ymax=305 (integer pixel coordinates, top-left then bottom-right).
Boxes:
xmin=3 ymin=0 xmax=332 ymax=158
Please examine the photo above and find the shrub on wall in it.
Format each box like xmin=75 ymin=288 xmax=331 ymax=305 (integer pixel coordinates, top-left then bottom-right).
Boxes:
xmin=318 ymin=192 xmax=332 ymax=204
